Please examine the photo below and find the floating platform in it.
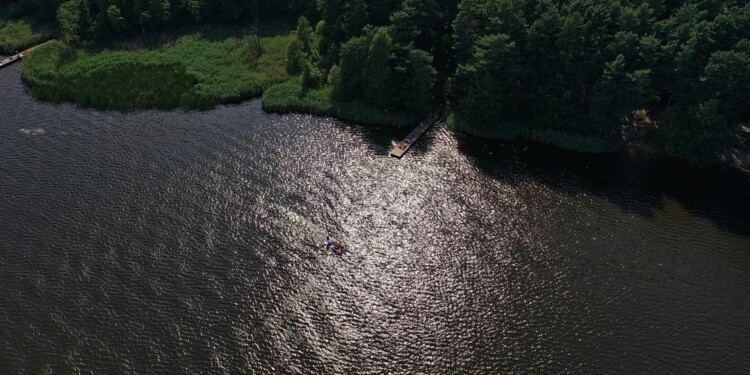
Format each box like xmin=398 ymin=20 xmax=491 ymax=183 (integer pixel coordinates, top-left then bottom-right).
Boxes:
xmin=389 ymin=113 xmax=440 ymax=158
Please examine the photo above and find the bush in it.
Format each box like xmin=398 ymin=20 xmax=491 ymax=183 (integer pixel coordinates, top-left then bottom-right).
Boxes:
xmin=260 ymin=82 xmax=309 ymax=112
xmin=301 ymin=60 xmax=323 ymax=89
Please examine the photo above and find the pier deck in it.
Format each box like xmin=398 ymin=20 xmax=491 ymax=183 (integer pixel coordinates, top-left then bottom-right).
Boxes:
xmin=0 ymin=42 xmax=49 ymax=69
xmin=0 ymin=50 xmax=29 ymax=68
xmin=389 ymin=113 xmax=440 ymax=158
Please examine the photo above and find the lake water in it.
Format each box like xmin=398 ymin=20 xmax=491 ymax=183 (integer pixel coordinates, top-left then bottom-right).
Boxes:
xmin=2 ymin=60 xmax=750 ymax=373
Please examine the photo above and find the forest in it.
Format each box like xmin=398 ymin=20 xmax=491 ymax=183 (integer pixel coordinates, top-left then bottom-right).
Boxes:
xmin=2 ymin=0 xmax=749 ymax=166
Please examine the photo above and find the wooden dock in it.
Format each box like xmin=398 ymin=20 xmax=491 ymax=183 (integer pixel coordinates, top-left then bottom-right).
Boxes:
xmin=389 ymin=113 xmax=440 ymax=158
xmin=0 ymin=50 xmax=29 ymax=69
xmin=0 ymin=42 xmax=49 ymax=69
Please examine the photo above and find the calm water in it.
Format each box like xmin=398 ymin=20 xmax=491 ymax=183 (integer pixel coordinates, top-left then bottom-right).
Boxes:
xmin=1 ymin=61 xmax=750 ymax=374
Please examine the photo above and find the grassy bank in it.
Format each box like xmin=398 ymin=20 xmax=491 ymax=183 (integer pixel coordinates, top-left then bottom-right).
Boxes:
xmin=261 ymin=82 xmax=422 ymax=126
xmin=17 ymin=29 xmax=629 ymax=147
xmin=21 ymin=29 xmax=422 ymax=125
xmin=22 ymin=33 xmax=291 ymax=110
xmin=20 ymin=29 xmax=421 ymax=127
xmin=0 ymin=20 xmax=47 ymax=54
xmin=446 ymin=111 xmax=622 ymax=153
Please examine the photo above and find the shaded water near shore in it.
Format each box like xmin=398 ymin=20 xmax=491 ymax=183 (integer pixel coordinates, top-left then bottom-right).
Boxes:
xmin=2 ymin=60 xmax=750 ymax=373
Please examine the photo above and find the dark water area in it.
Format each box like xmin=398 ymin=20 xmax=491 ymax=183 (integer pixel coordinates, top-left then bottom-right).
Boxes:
xmin=2 ymin=61 xmax=750 ymax=374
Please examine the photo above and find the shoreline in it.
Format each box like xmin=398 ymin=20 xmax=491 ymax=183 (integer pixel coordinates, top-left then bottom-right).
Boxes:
xmin=260 ymin=83 xmax=422 ymax=127
xmin=15 ymin=38 xmax=749 ymax=174
xmin=266 ymin=101 xmax=750 ymax=175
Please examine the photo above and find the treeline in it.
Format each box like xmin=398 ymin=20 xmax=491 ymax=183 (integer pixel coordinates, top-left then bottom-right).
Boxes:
xmin=5 ymin=0 xmax=750 ymax=166
xmin=450 ymin=0 xmax=750 ymax=166
xmin=278 ymin=0 xmax=750 ymax=166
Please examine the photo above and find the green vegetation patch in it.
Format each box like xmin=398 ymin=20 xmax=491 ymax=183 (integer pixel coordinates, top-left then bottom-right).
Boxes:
xmin=0 ymin=20 xmax=46 ymax=54
xmin=21 ymin=34 xmax=291 ymax=110
xmin=262 ymin=82 xmax=421 ymax=126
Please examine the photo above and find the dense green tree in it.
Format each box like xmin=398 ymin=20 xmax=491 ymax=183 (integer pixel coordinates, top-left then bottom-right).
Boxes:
xmin=332 ymin=34 xmax=370 ymax=101
xmin=643 ymin=0 xmax=750 ymax=164
xmin=588 ymin=55 xmax=653 ymax=135
xmin=302 ymin=60 xmax=323 ymax=88
xmin=703 ymin=45 xmax=750 ymax=124
xmin=367 ymin=0 xmax=400 ymax=25
xmin=319 ymin=0 xmax=368 ymax=50
xmin=57 ymin=0 xmax=81 ymax=44
xmin=286 ymin=37 xmax=305 ymax=75
xmin=452 ymin=0 xmax=487 ymax=63
xmin=106 ymin=5 xmax=126 ymax=32
xmin=390 ymin=0 xmax=457 ymax=75
xmin=296 ymin=15 xmax=313 ymax=52
xmin=76 ymin=0 xmax=91 ymax=39
xmin=390 ymin=0 xmax=439 ymax=46
xmin=365 ymin=27 xmax=394 ymax=108
xmin=651 ymin=101 xmax=736 ymax=167
xmin=327 ymin=63 xmax=341 ymax=88
xmin=342 ymin=0 xmax=368 ymax=38
xmin=454 ymin=33 xmax=523 ymax=127
xmin=400 ymin=48 xmax=436 ymax=112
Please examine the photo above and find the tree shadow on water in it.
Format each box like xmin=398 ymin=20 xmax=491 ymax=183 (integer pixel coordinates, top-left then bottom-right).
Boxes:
xmin=455 ymin=133 xmax=750 ymax=238
xmin=340 ymin=121 xmax=416 ymax=157
xmin=344 ymin=118 xmax=448 ymax=160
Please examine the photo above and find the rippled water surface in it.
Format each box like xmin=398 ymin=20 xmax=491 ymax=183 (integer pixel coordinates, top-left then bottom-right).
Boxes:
xmin=2 ymin=61 xmax=750 ymax=374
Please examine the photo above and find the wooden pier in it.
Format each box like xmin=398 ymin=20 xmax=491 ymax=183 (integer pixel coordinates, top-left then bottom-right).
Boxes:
xmin=0 ymin=50 xmax=29 ymax=69
xmin=0 ymin=42 xmax=48 ymax=69
xmin=389 ymin=113 xmax=440 ymax=158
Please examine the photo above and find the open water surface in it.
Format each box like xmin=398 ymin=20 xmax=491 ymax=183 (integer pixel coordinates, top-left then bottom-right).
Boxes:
xmin=1 ymin=60 xmax=750 ymax=373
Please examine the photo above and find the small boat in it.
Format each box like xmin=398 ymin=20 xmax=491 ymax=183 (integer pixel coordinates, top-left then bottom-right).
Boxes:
xmin=323 ymin=238 xmax=346 ymax=254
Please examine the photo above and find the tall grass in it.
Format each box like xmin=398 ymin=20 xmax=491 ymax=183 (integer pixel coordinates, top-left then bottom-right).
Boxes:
xmin=21 ymin=34 xmax=292 ymax=110
xmin=0 ymin=20 xmax=46 ymax=54
xmin=261 ymin=82 xmax=422 ymax=126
